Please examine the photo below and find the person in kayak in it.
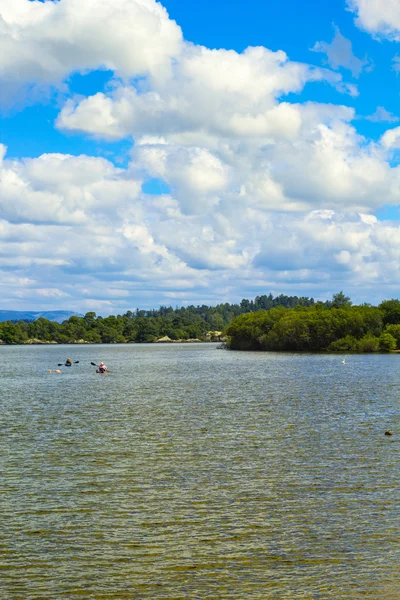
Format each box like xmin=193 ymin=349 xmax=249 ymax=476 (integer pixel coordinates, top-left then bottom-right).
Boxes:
xmin=98 ymin=362 xmax=108 ymax=373
xmin=65 ymin=358 xmax=73 ymax=367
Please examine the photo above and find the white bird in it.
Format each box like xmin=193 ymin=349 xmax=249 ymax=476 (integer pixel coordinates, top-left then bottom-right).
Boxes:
xmin=342 ymin=359 xmax=346 ymax=364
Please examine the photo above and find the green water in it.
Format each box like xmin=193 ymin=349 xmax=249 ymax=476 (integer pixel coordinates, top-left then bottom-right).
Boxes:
xmin=0 ymin=344 xmax=399 ymax=599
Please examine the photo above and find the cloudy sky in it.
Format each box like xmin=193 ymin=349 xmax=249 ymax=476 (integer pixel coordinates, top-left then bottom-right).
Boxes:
xmin=2 ymin=0 xmax=400 ymax=313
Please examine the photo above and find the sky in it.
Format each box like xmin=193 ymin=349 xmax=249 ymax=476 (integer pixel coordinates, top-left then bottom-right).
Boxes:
xmin=3 ymin=1 xmax=400 ymax=313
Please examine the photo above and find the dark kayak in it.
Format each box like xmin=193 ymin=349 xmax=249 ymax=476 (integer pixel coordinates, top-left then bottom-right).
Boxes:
xmin=96 ymin=368 xmax=109 ymax=374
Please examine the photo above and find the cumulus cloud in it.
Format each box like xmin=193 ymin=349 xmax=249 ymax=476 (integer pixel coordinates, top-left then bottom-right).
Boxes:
xmin=380 ymin=126 xmax=400 ymax=149
xmin=2 ymin=141 xmax=400 ymax=311
xmin=348 ymin=0 xmax=400 ymax=40
xmin=134 ymin=140 xmax=230 ymax=214
xmin=0 ymin=147 xmax=142 ymax=224
xmin=0 ymin=0 xmax=182 ymax=104
xmin=131 ymin=111 xmax=400 ymax=215
xmin=57 ymin=42 xmax=356 ymax=141
xmin=54 ymin=29 xmax=384 ymax=218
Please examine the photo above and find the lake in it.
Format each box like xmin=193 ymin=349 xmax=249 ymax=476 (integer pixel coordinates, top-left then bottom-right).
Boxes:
xmin=0 ymin=343 xmax=399 ymax=599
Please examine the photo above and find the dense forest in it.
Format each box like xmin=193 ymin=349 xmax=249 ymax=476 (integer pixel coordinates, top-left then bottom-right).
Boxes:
xmin=0 ymin=293 xmax=315 ymax=345
xmin=3 ymin=292 xmax=400 ymax=352
xmin=226 ymin=294 xmax=400 ymax=352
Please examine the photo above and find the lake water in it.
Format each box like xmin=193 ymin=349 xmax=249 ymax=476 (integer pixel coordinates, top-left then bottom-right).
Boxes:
xmin=0 ymin=343 xmax=399 ymax=599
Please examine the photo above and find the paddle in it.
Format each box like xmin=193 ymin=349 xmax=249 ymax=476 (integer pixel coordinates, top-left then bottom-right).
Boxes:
xmin=57 ymin=361 xmax=79 ymax=366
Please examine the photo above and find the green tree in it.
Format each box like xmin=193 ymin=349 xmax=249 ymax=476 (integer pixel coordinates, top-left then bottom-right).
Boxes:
xmin=378 ymin=333 xmax=397 ymax=352
xmin=327 ymin=335 xmax=358 ymax=352
xmin=384 ymin=324 xmax=400 ymax=348
xmin=379 ymin=299 xmax=400 ymax=325
xmin=84 ymin=312 xmax=97 ymax=325
xmin=0 ymin=322 xmax=26 ymax=344
xmin=357 ymin=335 xmax=379 ymax=353
xmin=264 ymin=313 xmax=311 ymax=350
xmin=331 ymin=291 xmax=352 ymax=309
xmin=135 ymin=319 xmax=159 ymax=343
xmin=101 ymin=328 xmax=125 ymax=343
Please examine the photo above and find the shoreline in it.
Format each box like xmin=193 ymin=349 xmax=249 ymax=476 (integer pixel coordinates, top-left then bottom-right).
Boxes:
xmin=0 ymin=339 xmax=225 ymax=346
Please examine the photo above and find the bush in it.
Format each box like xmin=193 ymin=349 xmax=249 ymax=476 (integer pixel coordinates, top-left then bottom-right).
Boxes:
xmin=384 ymin=324 xmax=400 ymax=348
xmin=357 ymin=335 xmax=380 ymax=353
xmin=327 ymin=335 xmax=358 ymax=352
xmin=378 ymin=332 xmax=397 ymax=352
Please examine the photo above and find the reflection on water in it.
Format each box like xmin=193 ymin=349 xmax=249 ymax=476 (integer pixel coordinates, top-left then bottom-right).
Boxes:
xmin=0 ymin=344 xmax=399 ymax=598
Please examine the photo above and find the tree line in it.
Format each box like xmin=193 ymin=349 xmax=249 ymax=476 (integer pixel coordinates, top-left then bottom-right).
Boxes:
xmin=225 ymin=294 xmax=400 ymax=352
xmin=4 ymin=291 xmax=399 ymax=350
xmin=0 ymin=293 xmax=315 ymax=344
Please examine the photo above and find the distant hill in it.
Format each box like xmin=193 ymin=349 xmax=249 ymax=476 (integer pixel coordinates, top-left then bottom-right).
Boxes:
xmin=0 ymin=310 xmax=83 ymax=324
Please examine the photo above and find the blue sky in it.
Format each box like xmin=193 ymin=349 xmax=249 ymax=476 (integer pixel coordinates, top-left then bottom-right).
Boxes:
xmin=2 ymin=0 xmax=400 ymax=313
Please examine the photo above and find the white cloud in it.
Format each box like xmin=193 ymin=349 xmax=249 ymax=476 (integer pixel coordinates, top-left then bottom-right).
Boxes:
xmin=133 ymin=113 xmax=400 ymax=214
xmin=336 ymin=250 xmax=352 ymax=264
xmin=134 ymin=141 xmax=230 ymax=214
xmin=57 ymin=23 xmax=359 ymax=143
xmin=380 ymin=126 xmax=400 ymax=149
xmin=57 ymin=42 xmax=355 ymax=140
xmin=2 ymin=144 xmax=400 ymax=310
xmin=0 ymin=0 xmax=182 ymax=103
xmin=349 ymin=0 xmax=400 ymax=40
xmin=35 ymin=288 xmax=70 ymax=298
xmin=270 ymin=122 xmax=396 ymax=211
xmin=3 ymin=108 xmax=397 ymax=312
xmin=0 ymin=148 xmax=142 ymax=224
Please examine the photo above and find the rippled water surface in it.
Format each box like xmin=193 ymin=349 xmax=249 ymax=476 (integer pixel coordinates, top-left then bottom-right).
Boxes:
xmin=0 ymin=344 xmax=399 ymax=599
